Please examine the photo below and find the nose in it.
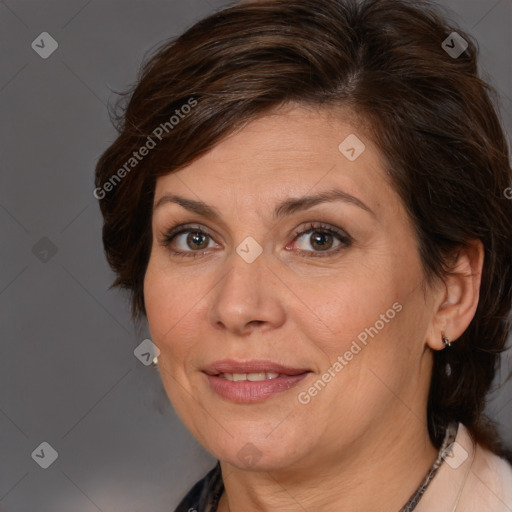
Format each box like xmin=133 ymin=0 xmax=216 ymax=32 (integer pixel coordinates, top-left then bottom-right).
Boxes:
xmin=208 ymin=247 xmax=286 ymax=337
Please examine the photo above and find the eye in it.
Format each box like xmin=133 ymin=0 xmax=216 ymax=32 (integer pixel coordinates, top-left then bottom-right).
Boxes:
xmin=161 ymin=224 xmax=218 ymax=258
xmin=160 ymin=222 xmax=352 ymax=259
xmin=290 ymin=222 xmax=352 ymax=257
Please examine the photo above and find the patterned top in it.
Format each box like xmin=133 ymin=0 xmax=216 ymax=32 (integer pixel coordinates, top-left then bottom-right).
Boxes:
xmin=174 ymin=422 xmax=458 ymax=512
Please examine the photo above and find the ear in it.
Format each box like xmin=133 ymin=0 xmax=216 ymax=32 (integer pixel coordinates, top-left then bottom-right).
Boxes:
xmin=425 ymin=240 xmax=484 ymax=351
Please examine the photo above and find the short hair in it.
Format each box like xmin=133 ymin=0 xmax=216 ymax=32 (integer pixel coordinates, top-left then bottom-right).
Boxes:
xmin=94 ymin=0 xmax=512 ymax=456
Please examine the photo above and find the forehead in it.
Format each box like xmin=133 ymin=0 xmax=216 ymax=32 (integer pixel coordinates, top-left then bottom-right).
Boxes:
xmin=153 ymin=106 xmax=398 ymax=219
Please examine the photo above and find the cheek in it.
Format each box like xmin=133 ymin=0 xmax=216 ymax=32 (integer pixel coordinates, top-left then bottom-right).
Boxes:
xmin=143 ymin=258 xmax=211 ymax=359
xmin=143 ymin=264 xmax=199 ymax=404
xmin=143 ymin=250 xmax=177 ymax=313
xmin=291 ymin=262 xmax=400 ymax=345
xmin=295 ymin=255 xmax=424 ymax=391
xmin=143 ymin=259 xmax=188 ymax=345
xmin=143 ymin=264 xmax=168 ymax=338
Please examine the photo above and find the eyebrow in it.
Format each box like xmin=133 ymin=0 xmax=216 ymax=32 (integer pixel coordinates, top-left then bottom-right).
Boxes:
xmin=153 ymin=188 xmax=375 ymax=219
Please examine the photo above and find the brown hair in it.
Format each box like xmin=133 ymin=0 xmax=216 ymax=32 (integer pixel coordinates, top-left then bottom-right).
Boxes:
xmin=94 ymin=0 xmax=512 ymax=457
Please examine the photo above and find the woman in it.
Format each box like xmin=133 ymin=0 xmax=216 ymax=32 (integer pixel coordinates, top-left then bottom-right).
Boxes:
xmin=94 ymin=0 xmax=512 ymax=510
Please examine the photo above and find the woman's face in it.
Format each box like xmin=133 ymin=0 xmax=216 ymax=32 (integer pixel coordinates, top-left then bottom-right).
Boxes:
xmin=144 ymin=105 xmax=439 ymax=471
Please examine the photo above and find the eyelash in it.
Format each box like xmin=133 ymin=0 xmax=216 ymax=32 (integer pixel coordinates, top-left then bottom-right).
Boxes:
xmin=161 ymin=222 xmax=352 ymax=259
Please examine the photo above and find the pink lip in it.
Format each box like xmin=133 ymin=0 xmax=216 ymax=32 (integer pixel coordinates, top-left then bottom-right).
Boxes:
xmin=202 ymin=359 xmax=312 ymax=403
xmin=204 ymin=373 xmax=310 ymax=403
xmin=202 ymin=359 xmax=310 ymax=376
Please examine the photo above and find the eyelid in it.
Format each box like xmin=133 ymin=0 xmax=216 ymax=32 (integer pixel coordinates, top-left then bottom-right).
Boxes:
xmin=160 ymin=223 xmax=219 ymax=252
xmin=160 ymin=221 xmax=352 ymax=257
xmin=162 ymin=222 xmax=213 ymax=241
xmin=292 ymin=222 xmax=352 ymax=243
xmin=289 ymin=222 xmax=352 ymax=256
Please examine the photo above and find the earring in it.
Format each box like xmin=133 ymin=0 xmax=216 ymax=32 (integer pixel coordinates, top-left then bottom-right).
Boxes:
xmin=152 ymin=356 xmax=159 ymax=366
xmin=441 ymin=333 xmax=452 ymax=349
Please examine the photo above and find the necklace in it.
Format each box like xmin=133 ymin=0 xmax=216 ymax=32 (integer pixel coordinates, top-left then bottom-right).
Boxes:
xmin=399 ymin=421 xmax=458 ymax=512
xmin=213 ymin=422 xmax=460 ymax=512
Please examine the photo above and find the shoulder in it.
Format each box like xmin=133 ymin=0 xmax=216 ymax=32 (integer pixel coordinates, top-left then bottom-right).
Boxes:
xmin=418 ymin=422 xmax=512 ymax=512
xmin=461 ymin=432 xmax=512 ymax=511
xmin=173 ymin=461 xmax=224 ymax=512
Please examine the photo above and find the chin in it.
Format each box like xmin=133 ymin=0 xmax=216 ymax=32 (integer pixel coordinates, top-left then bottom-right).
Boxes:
xmin=204 ymin=428 xmax=308 ymax=472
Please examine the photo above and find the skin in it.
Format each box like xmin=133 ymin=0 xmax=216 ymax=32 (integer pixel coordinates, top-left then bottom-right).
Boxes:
xmin=143 ymin=104 xmax=483 ymax=512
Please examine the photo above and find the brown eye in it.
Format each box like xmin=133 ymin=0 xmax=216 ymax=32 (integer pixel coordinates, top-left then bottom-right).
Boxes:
xmin=186 ymin=231 xmax=210 ymax=250
xmin=308 ymin=230 xmax=334 ymax=251
xmin=162 ymin=224 xmax=217 ymax=257
xmin=292 ymin=222 xmax=352 ymax=257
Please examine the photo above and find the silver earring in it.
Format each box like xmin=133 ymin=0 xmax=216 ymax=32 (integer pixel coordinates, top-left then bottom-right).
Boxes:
xmin=442 ymin=333 xmax=452 ymax=349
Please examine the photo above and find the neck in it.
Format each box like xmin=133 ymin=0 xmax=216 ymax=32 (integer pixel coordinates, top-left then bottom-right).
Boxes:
xmin=217 ymin=417 xmax=439 ymax=512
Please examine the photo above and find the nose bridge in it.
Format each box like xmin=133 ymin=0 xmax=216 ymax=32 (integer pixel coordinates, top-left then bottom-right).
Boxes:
xmin=217 ymin=241 xmax=266 ymax=310
xmin=208 ymin=241 xmax=285 ymax=333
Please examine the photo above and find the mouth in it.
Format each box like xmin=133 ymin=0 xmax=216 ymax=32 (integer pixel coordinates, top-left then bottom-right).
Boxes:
xmin=202 ymin=359 xmax=312 ymax=403
xmin=202 ymin=359 xmax=311 ymax=378
xmin=216 ymin=372 xmax=281 ymax=381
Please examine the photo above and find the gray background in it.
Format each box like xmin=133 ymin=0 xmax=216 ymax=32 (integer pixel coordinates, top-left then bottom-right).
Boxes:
xmin=1 ymin=1 xmax=511 ymax=511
